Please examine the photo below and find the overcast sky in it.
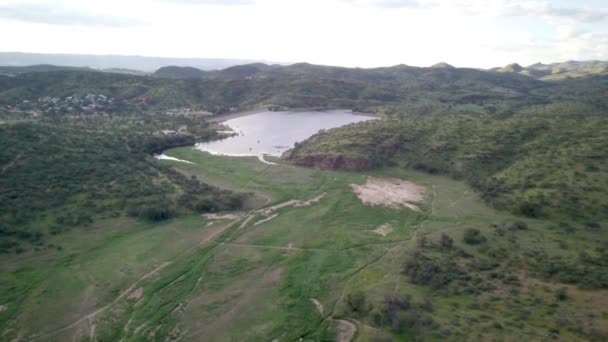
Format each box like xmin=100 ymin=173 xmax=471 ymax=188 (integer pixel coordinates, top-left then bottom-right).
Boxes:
xmin=0 ymin=0 xmax=607 ymax=68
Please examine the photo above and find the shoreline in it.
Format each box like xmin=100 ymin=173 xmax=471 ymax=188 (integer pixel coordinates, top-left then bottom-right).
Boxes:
xmin=206 ymin=107 xmax=376 ymax=123
xmin=192 ymin=146 xmax=280 ymax=165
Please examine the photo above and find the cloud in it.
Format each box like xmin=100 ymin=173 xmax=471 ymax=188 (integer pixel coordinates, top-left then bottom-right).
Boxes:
xmin=345 ymin=0 xmax=608 ymax=22
xmin=499 ymin=2 xmax=608 ymax=23
xmin=343 ymin=0 xmax=420 ymax=7
xmin=0 ymin=2 xmax=143 ymax=27
xmin=162 ymin=0 xmax=255 ymax=5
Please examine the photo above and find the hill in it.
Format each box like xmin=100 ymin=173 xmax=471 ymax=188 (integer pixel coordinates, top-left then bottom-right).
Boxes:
xmin=286 ymin=115 xmax=608 ymax=222
xmin=153 ymin=66 xmax=207 ymax=79
xmin=0 ymin=62 xmax=560 ymax=116
xmin=0 ymin=119 xmax=245 ymax=254
xmin=2 ymin=59 xmax=608 ymax=341
xmin=494 ymin=63 xmax=524 ymax=73
xmin=0 ymin=51 xmax=271 ymax=71
xmin=430 ymin=62 xmax=455 ymax=68
xmin=491 ymin=60 xmax=608 ymax=81
xmin=0 ymin=64 xmax=96 ymax=76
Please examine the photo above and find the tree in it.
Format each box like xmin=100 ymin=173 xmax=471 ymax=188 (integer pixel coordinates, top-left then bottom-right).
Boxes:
xmin=463 ymin=228 xmax=486 ymax=245
xmin=346 ymin=291 xmax=368 ymax=313
xmin=439 ymin=234 xmax=454 ymax=251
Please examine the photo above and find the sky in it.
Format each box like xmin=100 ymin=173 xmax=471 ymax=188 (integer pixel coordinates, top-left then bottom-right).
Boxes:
xmin=0 ymin=0 xmax=607 ymax=68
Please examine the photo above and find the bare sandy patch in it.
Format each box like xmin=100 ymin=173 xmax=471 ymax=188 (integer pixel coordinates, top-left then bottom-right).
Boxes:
xmin=154 ymin=154 xmax=194 ymax=164
xmin=351 ymin=177 xmax=425 ymax=211
xmin=203 ymin=212 xmax=243 ymax=220
xmin=0 ymin=304 xmax=6 ymax=313
xmin=371 ymin=223 xmax=393 ymax=237
xmin=310 ymin=298 xmax=324 ymax=315
xmin=127 ymin=287 xmax=143 ymax=301
xmin=336 ymin=319 xmax=357 ymax=342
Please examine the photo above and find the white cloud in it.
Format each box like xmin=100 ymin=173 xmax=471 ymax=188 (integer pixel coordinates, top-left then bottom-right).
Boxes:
xmin=0 ymin=1 xmax=144 ymax=27
xmin=0 ymin=0 xmax=605 ymax=68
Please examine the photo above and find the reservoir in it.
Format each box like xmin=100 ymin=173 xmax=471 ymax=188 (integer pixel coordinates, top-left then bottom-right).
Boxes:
xmin=195 ymin=109 xmax=375 ymax=158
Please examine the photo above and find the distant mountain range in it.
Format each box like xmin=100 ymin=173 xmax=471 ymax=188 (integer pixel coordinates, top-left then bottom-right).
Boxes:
xmin=0 ymin=52 xmax=273 ymax=72
xmin=2 ymin=52 xmax=606 ymax=82
xmin=491 ymin=60 xmax=608 ymax=80
xmin=3 ymin=58 xmax=607 ymax=118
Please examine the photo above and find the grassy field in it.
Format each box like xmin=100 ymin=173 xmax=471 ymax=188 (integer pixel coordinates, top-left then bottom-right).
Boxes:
xmin=1 ymin=148 xmax=607 ymax=341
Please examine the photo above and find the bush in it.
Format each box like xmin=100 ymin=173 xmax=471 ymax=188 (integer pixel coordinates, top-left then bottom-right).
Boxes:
xmin=463 ymin=228 xmax=486 ymax=245
xmin=137 ymin=205 xmax=174 ymax=221
xmin=439 ymin=234 xmax=454 ymax=251
xmin=380 ymin=294 xmax=436 ymax=335
xmin=508 ymin=220 xmax=528 ymax=231
xmin=346 ymin=291 xmax=368 ymax=313
xmin=403 ymin=251 xmax=464 ymax=289
xmin=520 ymin=203 xmax=542 ymax=218
xmin=555 ymin=287 xmax=568 ymax=301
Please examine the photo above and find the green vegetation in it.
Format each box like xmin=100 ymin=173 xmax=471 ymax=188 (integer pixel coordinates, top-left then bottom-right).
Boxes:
xmin=287 ymin=115 xmax=608 ymax=222
xmin=492 ymin=60 xmax=608 ymax=81
xmin=0 ymin=121 xmax=244 ymax=254
xmin=1 ymin=61 xmax=608 ymax=341
xmin=3 ymin=62 xmax=607 ymax=116
xmin=1 ymin=148 xmax=606 ymax=341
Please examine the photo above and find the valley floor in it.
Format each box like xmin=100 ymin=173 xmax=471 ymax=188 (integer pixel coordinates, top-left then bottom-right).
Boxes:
xmin=1 ymin=148 xmax=607 ymax=341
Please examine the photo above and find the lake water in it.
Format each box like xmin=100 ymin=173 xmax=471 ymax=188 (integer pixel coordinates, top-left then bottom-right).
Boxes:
xmin=195 ymin=109 xmax=375 ymax=158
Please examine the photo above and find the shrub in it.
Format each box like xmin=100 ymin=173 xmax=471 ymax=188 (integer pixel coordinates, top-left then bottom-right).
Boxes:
xmin=439 ymin=234 xmax=454 ymax=251
xmin=463 ymin=228 xmax=486 ymax=245
xmin=555 ymin=287 xmax=568 ymax=301
xmin=403 ymin=251 xmax=464 ymax=289
xmin=520 ymin=203 xmax=542 ymax=218
xmin=137 ymin=205 xmax=174 ymax=221
xmin=380 ymin=294 xmax=436 ymax=334
xmin=508 ymin=220 xmax=528 ymax=231
xmin=346 ymin=291 xmax=368 ymax=313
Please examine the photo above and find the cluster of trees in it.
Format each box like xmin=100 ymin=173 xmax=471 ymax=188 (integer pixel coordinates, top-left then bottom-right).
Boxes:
xmin=0 ymin=121 xmax=245 ymax=253
xmin=343 ymin=291 xmax=436 ymax=338
xmin=530 ymin=248 xmax=608 ymax=289
xmin=289 ymin=115 xmax=608 ymax=222
xmin=5 ymin=61 xmax=608 ymax=118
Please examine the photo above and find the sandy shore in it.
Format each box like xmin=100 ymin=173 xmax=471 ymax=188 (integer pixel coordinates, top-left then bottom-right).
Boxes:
xmin=205 ymin=108 xmax=269 ymax=123
xmin=206 ymin=107 xmax=376 ymax=123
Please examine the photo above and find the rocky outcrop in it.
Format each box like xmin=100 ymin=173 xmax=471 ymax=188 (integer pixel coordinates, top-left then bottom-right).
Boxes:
xmin=291 ymin=155 xmax=373 ymax=170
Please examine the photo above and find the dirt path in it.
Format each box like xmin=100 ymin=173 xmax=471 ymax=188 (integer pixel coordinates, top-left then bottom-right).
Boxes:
xmin=238 ymin=214 xmax=257 ymax=229
xmin=253 ymin=213 xmax=278 ymax=226
xmin=1 ymin=153 xmax=22 ymax=175
xmin=33 ymin=212 xmax=251 ymax=341
xmin=33 ymin=261 xmax=172 ymax=340
xmin=257 ymin=154 xmax=278 ymax=165
xmin=29 ymin=155 xmax=282 ymax=341
xmin=302 ymin=184 xmax=438 ymax=341
xmin=217 ymin=242 xmax=326 ymax=252
xmin=336 ymin=319 xmax=357 ymax=342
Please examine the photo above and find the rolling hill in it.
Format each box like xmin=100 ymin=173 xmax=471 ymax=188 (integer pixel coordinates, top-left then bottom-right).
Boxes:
xmin=153 ymin=65 xmax=208 ymax=79
xmin=492 ymin=60 xmax=608 ymax=81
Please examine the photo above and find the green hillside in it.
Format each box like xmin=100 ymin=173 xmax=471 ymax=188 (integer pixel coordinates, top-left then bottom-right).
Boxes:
xmin=1 ymin=60 xmax=608 ymax=341
xmin=0 ymin=121 xmax=245 ymax=254
xmin=153 ymin=66 xmax=208 ymax=79
xmin=286 ymin=115 xmax=608 ymax=222
xmin=492 ymin=60 xmax=608 ymax=81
